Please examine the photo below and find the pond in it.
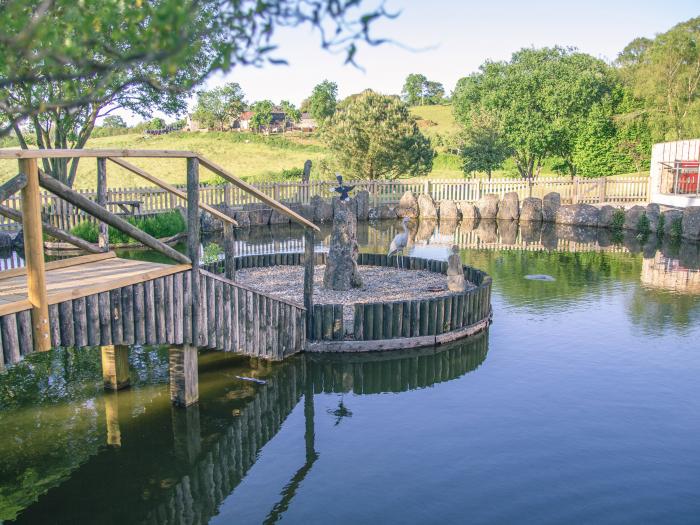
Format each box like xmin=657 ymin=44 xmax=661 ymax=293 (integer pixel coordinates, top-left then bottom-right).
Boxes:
xmin=1 ymin=219 xmax=700 ymax=524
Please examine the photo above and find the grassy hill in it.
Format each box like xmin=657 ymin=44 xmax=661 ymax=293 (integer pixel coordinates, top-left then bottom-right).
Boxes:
xmin=410 ymin=105 xmax=460 ymax=138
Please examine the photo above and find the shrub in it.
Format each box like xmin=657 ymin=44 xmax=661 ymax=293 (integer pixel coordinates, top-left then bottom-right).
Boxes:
xmin=656 ymin=213 xmax=665 ymax=238
xmin=670 ymin=217 xmax=683 ymax=239
xmin=202 ymin=242 xmax=223 ymax=264
xmin=611 ymin=209 xmax=625 ymax=231
xmin=71 ymin=210 xmax=185 ymax=245
xmin=636 ymin=214 xmax=651 ymax=235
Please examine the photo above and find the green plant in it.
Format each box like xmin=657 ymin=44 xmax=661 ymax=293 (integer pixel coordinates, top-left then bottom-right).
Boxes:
xmin=611 ymin=209 xmax=625 ymax=230
xmin=202 ymin=242 xmax=223 ymax=264
xmin=70 ymin=210 xmax=185 ymax=245
xmin=70 ymin=221 xmax=99 ymax=243
xmin=656 ymin=213 xmax=665 ymax=238
xmin=636 ymin=213 xmax=651 ymax=235
xmin=670 ymin=217 xmax=683 ymax=239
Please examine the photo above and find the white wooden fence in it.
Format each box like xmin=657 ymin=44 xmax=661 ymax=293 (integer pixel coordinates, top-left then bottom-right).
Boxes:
xmin=0 ymin=176 xmax=649 ymax=231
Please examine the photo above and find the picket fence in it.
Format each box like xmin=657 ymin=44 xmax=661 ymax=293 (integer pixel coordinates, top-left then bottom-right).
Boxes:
xmin=0 ymin=176 xmax=649 ymax=231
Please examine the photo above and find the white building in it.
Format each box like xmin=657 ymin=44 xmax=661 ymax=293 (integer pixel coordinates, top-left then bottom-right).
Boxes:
xmin=650 ymin=139 xmax=700 ymax=207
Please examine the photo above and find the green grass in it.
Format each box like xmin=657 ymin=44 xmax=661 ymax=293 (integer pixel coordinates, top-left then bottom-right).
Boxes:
xmin=410 ymin=105 xmax=460 ymax=137
xmin=70 ymin=210 xmax=185 ymax=244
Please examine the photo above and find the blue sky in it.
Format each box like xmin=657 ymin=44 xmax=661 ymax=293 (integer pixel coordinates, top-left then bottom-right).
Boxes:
xmin=127 ymin=0 xmax=700 ymax=122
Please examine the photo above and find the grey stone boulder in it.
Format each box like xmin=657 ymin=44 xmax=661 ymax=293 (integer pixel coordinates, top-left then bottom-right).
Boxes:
xmin=520 ymin=197 xmax=542 ymax=222
xmin=12 ymin=230 xmax=24 ymax=250
xmin=446 ymin=246 xmax=466 ymax=292
xmin=555 ymin=204 xmax=600 ymax=227
xmin=497 ymin=192 xmax=520 ymax=220
xmin=624 ymin=205 xmax=647 ymax=231
xmin=439 ymin=200 xmax=461 ymax=220
xmin=269 ymin=208 xmax=290 ymax=224
xmin=645 ymin=203 xmax=661 ymax=233
xmin=354 ymin=190 xmax=370 ymax=221
xmin=542 ymin=192 xmax=561 ymax=222
xmin=662 ymin=209 xmax=684 ymax=236
xmin=233 ymin=210 xmax=251 ymax=228
xmin=681 ymin=206 xmax=700 ymax=241
xmin=311 ymin=195 xmax=333 ymax=223
xmin=0 ymin=231 xmax=13 ymax=250
xmin=417 ymin=193 xmax=438 ymax=218
xmin=323 ymin=201 xmax=363 ymax=291
xmin=477 ymin=194 xmax=499 ymax=219
xmin=249 ymin=208 xmax=272 ymax=226
xmin=368 ymin=204 xmax=396 ymax=221
xmin=396 ymin=191 xmax=419 ymax=218
xmin=459 ymin=202 xmax=480 ymax=219
xmin=598 ymin=205 xmax=621 ymax=228
xmin=200 ymin=210 xmax=223 ymax=233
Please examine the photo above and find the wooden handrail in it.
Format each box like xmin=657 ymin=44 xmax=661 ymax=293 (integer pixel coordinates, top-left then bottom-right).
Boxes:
xmin=0 ymin=149 xmax=197 ymax=159
xmin=107 ymin=157 xmax=238 ymax=226
xmin=0 ymin=173 xmax=27 ymax=202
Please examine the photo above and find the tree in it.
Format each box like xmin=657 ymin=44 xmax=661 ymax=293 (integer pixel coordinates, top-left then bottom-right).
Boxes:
xmin=401 ymin=74 xmax=445 ymax=105
xmin=617 ymin=16 xmax=700 ymax=141
xmin=323 ymin=90 xmax=434 ymax=180
xmin=250 ymin=100 xmax=274 ymax=133
xmin=102 ymin=116 xmax=127 ymax=129
xmin=192 ymin=83 xmax=246 ymax=131
xmin=308 ymin=81 xmax=338 ymax=122
xmin=453 ymin=47 xmax=618 ymax=179
xmin=460 ymin=110 xmax=511 ymax=179
xmin=424 ymin=81 xmax=445 ymax=105
xmin=280 ymin=100 xmax=301 ymax=132
xmin=0 ymin=0 xmax=392 ymax=135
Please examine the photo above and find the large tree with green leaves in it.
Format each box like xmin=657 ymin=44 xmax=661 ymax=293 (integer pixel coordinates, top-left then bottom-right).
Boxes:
xmin=250 ymin=100 xmax=274 ymax=133
xmin=453 ymin=47 xmax=619 ymax=179
xmin=280 ymin=100 xmax=301 ymax=132
xmin=192 ymin=83 xmax=246 ymax=131
xmin=401 ymin=74 xmax=444 ymax=105
xmin=323 ymin=90 xmax=433 ymax=180
xmin=307 ymin=80 xmax=338 ymax=123
xmin=460 ymin=110 xmax=511 ymax=179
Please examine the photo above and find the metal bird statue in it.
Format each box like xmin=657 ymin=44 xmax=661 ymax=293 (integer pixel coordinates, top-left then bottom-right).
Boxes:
xmin=333 ymin=173 xmax=355 ymax=201
xmin=388 ymin=217 xmax=410 ymax=257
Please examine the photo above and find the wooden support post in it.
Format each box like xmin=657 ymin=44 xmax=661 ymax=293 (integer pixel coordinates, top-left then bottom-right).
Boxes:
xmin=104 ymin=392 xmax=122 ymax=446
xmin=224 ymin=222 xmax=235 ymax=280
xmin=19 ymin=158 xmax=51 ymax=352
xmin=169 ymin=344 xmax=199 ymax=407
xmin=303 ymin=228 xmax=315 ymax=338
xmin=96 ymin=157 xmax=109 ymax=251
xmin=171 ymin=404 xmax=201 ymax=464
xmin=187 ymin=158 xmax=201 ymax=346
xmin=101 ymin=345 xmax=130 ymax=390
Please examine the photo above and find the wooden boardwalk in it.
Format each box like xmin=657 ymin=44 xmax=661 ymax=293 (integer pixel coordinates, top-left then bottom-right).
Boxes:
xmin=0 ymin=252 xmax=189 ymax=316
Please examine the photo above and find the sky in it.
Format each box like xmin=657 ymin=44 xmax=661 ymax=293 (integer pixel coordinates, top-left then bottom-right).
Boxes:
xmin=124 ymin=0 xmax=699 ymax=122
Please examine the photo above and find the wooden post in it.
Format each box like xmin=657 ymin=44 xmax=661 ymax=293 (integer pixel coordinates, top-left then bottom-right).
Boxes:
xmin=101 ymin=345 xmax=130 ymax=390
xmin=96 ymin=157 xmax=109 ymax=251
xmin=187 ymin=158 xmax=201 ymax=346
xmin=169 ymin=344 xmax=199 ymax=407
xmin=19 ymin=158 xmax=51 ymax=352
xmin=599 ymin=177 xmax=607 ymax=204
xmin=171 ymin=404 xmax=201 ymax=463
xmin=303 ymin=228 xmax=315 ymax=338
xmin=104 ymin=392 xmax=122 ymax=446
xmin=224 ymin=222 xmax=235 ymax=280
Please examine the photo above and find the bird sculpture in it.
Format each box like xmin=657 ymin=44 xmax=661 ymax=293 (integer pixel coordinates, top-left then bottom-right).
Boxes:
xmin=388 ymin=217 xmax=410 ymax=258
xmin=333 ymin=173 xmax=355 ymax=202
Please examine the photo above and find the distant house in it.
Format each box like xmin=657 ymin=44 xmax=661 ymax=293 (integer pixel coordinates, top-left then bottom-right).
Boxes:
xmin=188 ymin=108 xmax=317 ymax=133
xmin=650 ymin=139 xmax=700 ymax=207
xmin=296 ymin=112 xmax=317 ymax=132
xmin=185 ymin=115 xmax=206 ymax=132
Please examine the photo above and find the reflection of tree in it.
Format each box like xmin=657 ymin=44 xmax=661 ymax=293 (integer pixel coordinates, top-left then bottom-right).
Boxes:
xmin=627 ymin=286 xmax=700 ymax=335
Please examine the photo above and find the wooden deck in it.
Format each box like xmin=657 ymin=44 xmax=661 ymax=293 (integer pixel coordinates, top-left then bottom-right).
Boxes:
xmin=0 ymin=252 xmax=190 ymax=316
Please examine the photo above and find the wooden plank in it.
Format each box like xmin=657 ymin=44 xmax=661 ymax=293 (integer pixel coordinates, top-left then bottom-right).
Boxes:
xmin=1 ymin=314 xmax=20 ymax=364
xmin=0 ymin=252 xmax=115 ymax=281
xmin=197 ymin=156 xmax=320 ymax=232
xmin=307 ymin=334 xmax=437 ymax=353
xmin=0 ymin=149 xmax=198 ymax=159
xmin=187 ymin=158 xmax=200 ymax=347
xmin=0 ymin=173 xmax=26 ymax=203
xmin=20 ymin=158 xmax=51 ymax=351
xmin=97 ymin=158 xmax=109 ymax=250
xmin=108 ymin=158 xmax=237 ymax=226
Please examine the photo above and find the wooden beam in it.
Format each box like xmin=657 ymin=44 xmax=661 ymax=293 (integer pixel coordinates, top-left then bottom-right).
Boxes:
xmin=0 ymin=149 xmax=198 ymax=159
xmin=0 ymin=173 xmax=26 ymax=202
xmin=197 ymin=156 xmax=320 ymax=232
xmin=96 ymin=158 xmax=109 ymax=251
xmin=101 ymin=345 xmax=131 ymax=390
xmin=19 ymin=158 xmax=51 ymax=352
xmin=187 ymin=158 xmax=201 ymax=347
xmin=169 ymin=345 xmax=199 ymax=407
xmin=108 ymin=157 xmax=237 ymax=226
xmin=38 ymin=171 xmax=191 ymax=264
xmin=0 ymin=203 xmax=102 ymax=254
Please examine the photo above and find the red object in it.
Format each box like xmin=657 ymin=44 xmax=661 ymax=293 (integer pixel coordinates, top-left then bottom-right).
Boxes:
xmin=675 ymin=161 xmax=699 ymax=193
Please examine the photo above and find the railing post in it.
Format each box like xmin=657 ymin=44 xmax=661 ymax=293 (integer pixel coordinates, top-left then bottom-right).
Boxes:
xmin=187 ymin=157 xmax=201 ymax=346
xmin=224 ymin=222 xmax=235 ymax=280
xmin=96 ymin=158 xmax=109 ymax=251
xmin=599 ymin=177 xmax=607 ymax=204
xmin=19 ymin=158 xmax=51 ymax=352
xmin=303 ymin=228 xmax=315 ymax=339
xmin=273 ymin=182 xmax=280 ymax=202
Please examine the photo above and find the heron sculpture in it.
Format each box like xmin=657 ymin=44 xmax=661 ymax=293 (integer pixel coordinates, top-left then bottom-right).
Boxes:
xmin=333 ymin=174 xmax=355 ymax=202
xmin=388 ymin=217 xmax=411 ymax=263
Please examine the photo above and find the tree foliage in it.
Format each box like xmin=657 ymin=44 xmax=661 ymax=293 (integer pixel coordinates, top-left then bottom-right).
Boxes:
xmin=102 ymin=115 xmax=127 ymax=129
xmin=460 ymin=110 xmax=511 ymax=179
xmin=280 ymin=100 xmax=301 ymax=131
xmin=401 ymin=73 xmax=445 ymax=105
xmin=250 ymin=100 xmax=274 ymax=132
xmin=323 ymin=90 xmax=434 ymax=180
xmin=307 ymin=80 xmax=338 ymax=122
xmin=192 ymin=82 xmax=246 ymax=131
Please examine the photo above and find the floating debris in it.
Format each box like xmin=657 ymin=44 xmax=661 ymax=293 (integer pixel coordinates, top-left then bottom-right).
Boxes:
xmin=524 ymin=274 xmax=556 ymax=282
xmin=235 ymin=376 xmax=267 ymax=385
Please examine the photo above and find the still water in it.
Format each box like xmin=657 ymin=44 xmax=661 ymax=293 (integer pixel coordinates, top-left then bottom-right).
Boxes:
xmin=1 ymin=219 xmax=700 ymax=524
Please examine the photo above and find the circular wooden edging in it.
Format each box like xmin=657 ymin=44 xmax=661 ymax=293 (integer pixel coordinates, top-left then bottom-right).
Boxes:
xmin=205 ymin=252 xmax=493 ymax=353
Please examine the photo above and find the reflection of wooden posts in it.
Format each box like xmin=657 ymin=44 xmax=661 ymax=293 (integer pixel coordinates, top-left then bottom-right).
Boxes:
xmin=104 ymin=392 xmax=122 ymax=446
xmin=224 ymin=222 xmax=235 ymax=280
xmin=19 ymin=158 xmax=51 ymax=352
xmin=171 ymin=404 xmax=201 ymax=463
xmin=96 ymin=158 xmax=109 ymax=251
xmin=101 ymin=345 xmax=130 ymax=390
xmin=304 ymin=375 xmax=315 ymax=461
xmin=187 ymin=158 xmax=201 ymax=346
xmin=303 ymin=229 xmax=315 ymax=338
xmin=169 ymin=345 xmax=199 ymax=407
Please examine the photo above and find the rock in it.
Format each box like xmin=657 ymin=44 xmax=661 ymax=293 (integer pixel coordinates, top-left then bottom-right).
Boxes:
xmin=681 ymin=206 xmax=700 ymax=241
xmin=311 ymin=195 xmax=333 ymax=223
xmin=624 ymin=205 xmax=646 ymax=231
xmin=540 ymin=222 xmax=557 ymax=250
xmin=440 ymin=219 xmax=458 ymax=236
xmin=417 ymin=193 xmax=438 ymax=218
xmin=556 ymin=224 xmax=597 ymax=244
xmin=249 ymin=208 xmax=272 ymax=226
xmin=459 ymin=202 xmax=480 ymax=219
xmin=477 ymin=194 xmax=499 ymax=219
xmin=476 ymin=220 xmax=497 ymax=243
xmin=598 ymin=205 xmax=621 ymax=228
xmin=555 ymin=204 xmax=600 ymax=227
xmin=646 ymin=203 xmax=661 ymax=233
xmin=446 ymin=245 xmax=466 ymax=292
xmin=520 ymin=221 xmax=541 ymax=243
xmin=497 ymin=192 xmax=519 ymax=220
xmin=520 ymin=197 xmax=542 ymax=222
xmin=200 ymin=210 xmax=223 ymax=233
xmin=439 ymin=200 xmax=461 ymax=221
xmin=297 ymin=204 xmax=315 ymax=222
xmin=498 ymin=219 xmax=518 ymax=244
xmin=269 ymin=209 xmax=290 ymax=224
xmin=662 ymin=209 xmax=684 ymax=236
xmin=233 ymin=210 xmax=251 ymax=228
xmin=12 ymin=230 xmax=24 ymax=250
xmin=0 ymin=231 xmax=12 ymax=250
xmin=396 ymin=191 xmax=419 ymax=218
xmin=368 ymin=204 xmax=396 ymax=221
xmin=354 ymin=190 xmax=370 ymax=221
xmin=323 ymin=201 xmax=363 ymax=291
xmin=542 ymin=192 xmax=561 ymax=223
